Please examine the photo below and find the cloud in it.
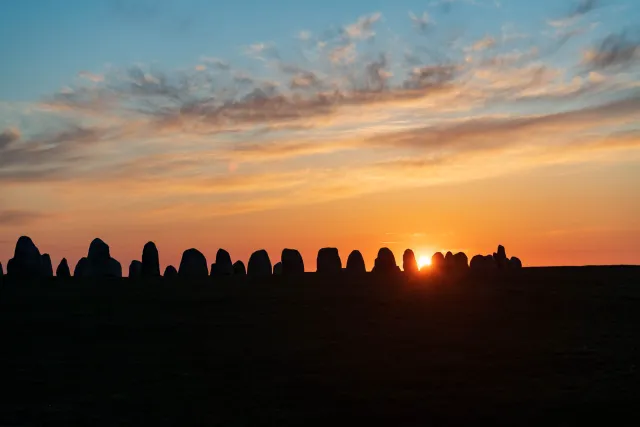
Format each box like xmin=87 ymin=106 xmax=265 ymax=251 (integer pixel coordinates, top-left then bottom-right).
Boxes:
xmin=469 ymin=36 xmax=497 ymax=51
xmin=0 ymin=128 xmax=20 ymax=150
xmin=583 ymin=32 xmax=640 ymax=70
xmin=365 ymin=95 xmax=640 ymax=155
xmin=0 ymin=210 xmax=49 ymax=227
xmin=78 ymin=71 xmax=104 ymax=82
xmin=343 ymin=13 xmax=382 ymax=40
xmin=329 ymin=43 xmax=356 ymax=64
xmin=409 ymin=11 xmax=434 ymax=33
xmin=200 ymin=57 xmax=231 ymax=71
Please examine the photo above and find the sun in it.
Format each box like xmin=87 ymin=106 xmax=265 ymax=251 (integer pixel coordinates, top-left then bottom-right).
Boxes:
xmin=417 ymin=255 xmax=431 ymax=270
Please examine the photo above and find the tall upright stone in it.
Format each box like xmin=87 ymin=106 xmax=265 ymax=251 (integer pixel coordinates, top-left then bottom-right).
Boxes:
xmin=373 ymin=247 xmax=398 ymax=274
xmin=509 ymin=257 xmax=523 ymax=269
xmin=141 ymin=242 xmax=161 ymax=277
xmin=493 ymin=245 xmax=508 ymax=269
xmin=273 ymin=262 xmax=283 ymax=275
xmin=453 ymin=252 xmax=469 ymax=270
xmin=41 ymin=254 xmax=54 ymax=277
xmin=56 ymin=259 xmax=71 ymax=278
xmin=346 ymin=250 xmax=366 ymax=273
xmin=470 ymin=255 xmax=495 ymax=272
xmin=444 ymin=251 xmax=455 ymax=270
xmin=248 ymin=250 xmax=272 ymax=278
xmin=178 ymin=249 xmax=208 ymax=278
xmin=403 ymin=249 xmax=418 ymax=274
xmin=431 ymin=252 xmax=445 ymax=271
xmin=281 ymin=249 xmax=304 ymax=275
xmin=317 ymin=248 xmax=342 ymax=274
xmin=215 ymin=249 xmax=234 ymax=276
xmin=8 ymin=236 xmax=44 ymax=277
xmin=82 ymin=238 xmax=122 ymax=278
xmin=233 ymin=261 xmax=247 ymax=276
xmin=129 ymin=260 xmax=143 ymax=278
xmin=74 ymin=258 xmax=88 ymax=277
xmin=0 ymin=262 xmax=4 ymax=278
xmin=164 ymin=265 xmax=178 ymax=278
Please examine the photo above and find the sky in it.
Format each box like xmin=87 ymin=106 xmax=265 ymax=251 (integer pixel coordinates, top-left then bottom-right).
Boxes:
xmin=1 ymin=0 xmax=639 ymax=273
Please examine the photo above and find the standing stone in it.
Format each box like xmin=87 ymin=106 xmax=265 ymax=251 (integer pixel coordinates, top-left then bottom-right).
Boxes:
xmin=8 ymin=236 xmax=44 ymax=277
xmin=273 ymin=262 xmax=283 ymax=275
xmin=141 ymin=242 xmax=160 ymax=277
xmin=402 ymin=249 xmax=418 ymax=274
xmin=470 ymin=255 xmax=494 ymax=271
xmin=209 ymin=263 xmax=218 ymax=277
xmin=215 ymin=249 xmax=234 ymax=276
xmin=509 ymin=257 xmax=523 ymax=269
xmin=493 ymin=245 xmax=508 ymax=269
xmin=178 ymin=249 xmax=208 ymax=278
xmin=164 ymin=265 xmax=178 ymax=278
xmin=56 ymin=259 xmax=71 ymax=278
xmin=444 ymin=251 xmax=455 ymax=270
xmin=373 ymin=247 xmax=398 ymax=273
xmin=316 ymin=248 xmax=342 ymax=274
xmin=248 ymin=250 xmax=272 ymax=277
xmin=129 ymin=260 xmax=143 ymax=278
xmin=0 ymin=262 xmax=3 ymax=277
xmin=74 ymin=258 xmax=88 ymax=277
xmin=84 ymin=238 xmax=122 ymax=278
xmin=233 ymin=261 xmax=247 ymax=276
xmin=346 ymin=250 xmax=366 ymax=273
xmin=431 ymin=252 xmax=445 ymax=270
xmin=281 ymin=249 xmax=304 ymax=275
xmin=453 ymin=252 xmax=469 ymax=270
xmin=41 ymin=254 xmax=54 ymax=277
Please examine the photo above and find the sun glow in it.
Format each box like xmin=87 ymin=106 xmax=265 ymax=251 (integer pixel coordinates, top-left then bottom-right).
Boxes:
xmin=418 ymin=255 xmax=431 ymax=270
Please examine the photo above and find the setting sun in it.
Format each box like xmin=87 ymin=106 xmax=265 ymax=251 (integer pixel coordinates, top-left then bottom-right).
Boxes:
xmin=418 ymin=255 xmax=431 ymax=270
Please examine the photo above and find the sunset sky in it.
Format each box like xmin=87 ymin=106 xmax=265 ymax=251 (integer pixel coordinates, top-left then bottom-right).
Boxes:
xmin=1 ymin=0 xmax=639 ymax=272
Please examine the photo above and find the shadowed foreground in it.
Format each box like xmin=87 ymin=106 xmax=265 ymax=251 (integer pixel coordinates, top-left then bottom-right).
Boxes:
xmin=1 ymin=267 xmax=639 ymax=426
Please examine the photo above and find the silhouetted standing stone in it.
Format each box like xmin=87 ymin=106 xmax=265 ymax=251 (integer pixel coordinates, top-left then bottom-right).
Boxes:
xmin=282 ymin=249 xmax=304 ymax=275
xmin=215 ymin=249 xmax=233 ymax=276
xmin=431 ymin=252 xmax=445 ymax=270
xmin=453 ymin=252 xmax=469 ymax=270
xmin=403 ymin=249 xmax=418 ymax=274
xmin=493 ymin=245 xmax=508 ymax=269
xmin=164 ymin=265 xmax=178 ymax=278
xmin=233 ymin=261 xmax=246 ymax=276
xmin=470 ymin=255 xmax=494 ymax=271
xmin=81 ymin=238 xmax=122 ymax=278
xmin=317 ymin=248 xmax=342 ymax=274
xmin=179 ymin=249 xmax=208 ymax=278
xmin=129 ymin=260 xmax=143 ymax=278
xmin=444 ymin=251 xmax=455 ymax=270
xmin=41 ymin=254 xmax=53 ymax=277
xmin=142 ymin=242 xmax=160 ymax=277
xmin=373 ymin=247 xmax=398 ymax=273
xmin=56 ymin=259 xmax=71 ymax=278
xmin=74 ymin=258 xmax=88 ymax=277
xmin=509 ymin=257 xmax=523 ymax=269
xmin=248 ymin=250 xmax=272 ymax=277
xmin=8 ymin=236 xmax=44 ymax=277
xmin=273 ymin=262 xmax=283 ymax=275
xmin=346 ymin=250 xmax=366 ymax=273
xmin=0 ymin=262 xmax=3 ymax=278
xmin=209 ymin=263 xmax=218 ymax=277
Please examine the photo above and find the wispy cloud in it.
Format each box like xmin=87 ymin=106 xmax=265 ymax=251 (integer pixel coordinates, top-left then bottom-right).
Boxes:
xmin=343 ymin=12 xmax=382 ymax=40
xmin=2 ymin=7 xmax=639 ymax=222
xmin=0 ymin=210 xmax=49 ymax=227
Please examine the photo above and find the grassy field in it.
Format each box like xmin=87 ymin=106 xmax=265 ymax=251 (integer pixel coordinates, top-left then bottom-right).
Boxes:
xmin=0 ymin=267 xmax=639 ymax=426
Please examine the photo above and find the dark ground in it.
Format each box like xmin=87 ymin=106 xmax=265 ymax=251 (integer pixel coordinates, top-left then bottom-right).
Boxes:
xmin=0 ymin=267 xmax=639 ymax=426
